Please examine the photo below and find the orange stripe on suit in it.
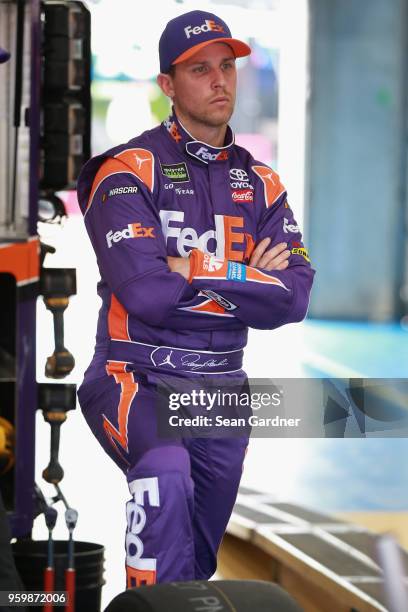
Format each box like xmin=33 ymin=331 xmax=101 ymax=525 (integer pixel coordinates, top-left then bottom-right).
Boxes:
xmin=184 ymin=298 xmax=226 ymax=315
xmin=245 ymin=266 xmax=289 ymax=289
xmin=108 ymin=294 xmax=130 ymax=341
xmin=103 ymin=362 xmax=138 ymax=454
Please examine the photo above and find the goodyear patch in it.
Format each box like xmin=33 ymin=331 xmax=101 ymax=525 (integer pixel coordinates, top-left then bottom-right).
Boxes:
xmin=160 ymin=162 xmax=190 ymax=183
xmin=227 ymin=262 xmax=246 ymax=282
xmin=291 ymin=247 xmax=310 ymax=262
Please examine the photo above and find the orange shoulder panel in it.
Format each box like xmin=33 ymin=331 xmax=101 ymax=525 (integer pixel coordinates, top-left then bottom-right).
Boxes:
xmin=115 ymin=148 xmax=155 ymax=193
xmin=252 ymin=165 xmax=286 ymax=208
xmin=85 ymin=148 xmax=155 ymax=212
xmin=86 ymin=157 xmax=136 ymax=211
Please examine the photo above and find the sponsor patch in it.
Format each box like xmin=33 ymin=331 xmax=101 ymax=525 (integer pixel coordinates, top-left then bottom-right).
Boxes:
xmin=164 ymin=183 xmax=194 ymax=195
xmin=160 ymin=162 xmax=190 ymax=183
xmin=102 ymin=186 xmax=138 ymax=202
xmin=201 ymin=289 xmax=237 ymax=311
xmin=229 ymin=168 xmax=254 ymax=190
xmin=283 ymin=217 xmax=300 ymax=233
xmin=232 ymin=189 xmax=253 ymax=203
xmin=291 ymin=247 xmax=310 ymax=262
xmin=106 ymin=223 xmax=155 ymax=248
xmin=227 ymin=261 xmax=246 ymax=282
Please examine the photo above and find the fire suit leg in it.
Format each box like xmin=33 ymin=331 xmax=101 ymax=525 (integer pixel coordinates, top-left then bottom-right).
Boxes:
xmin=77 ymin=364 xmax=195 ymax=586
xmin=186 ymin=436 xmax=249 ymax=580
xmin=125 ymin=446 xmax=195 ymax=587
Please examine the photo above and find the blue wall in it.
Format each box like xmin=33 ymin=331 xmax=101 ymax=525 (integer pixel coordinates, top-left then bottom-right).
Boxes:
xmin=307 ymin=0 xmax=408 ymax=320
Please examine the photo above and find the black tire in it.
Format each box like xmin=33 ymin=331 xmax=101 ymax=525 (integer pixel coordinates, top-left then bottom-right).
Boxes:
xmin=104 ymin=579 xmax=303 ymax=612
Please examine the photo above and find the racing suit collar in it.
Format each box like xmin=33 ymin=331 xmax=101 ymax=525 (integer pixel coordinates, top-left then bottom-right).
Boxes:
xmin=162 ymin=109 xmax=234 ymax=164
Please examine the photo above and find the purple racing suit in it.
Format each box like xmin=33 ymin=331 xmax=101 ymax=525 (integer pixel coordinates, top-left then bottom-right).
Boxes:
xmin=76 ymin=110 xmax=314 ymax=587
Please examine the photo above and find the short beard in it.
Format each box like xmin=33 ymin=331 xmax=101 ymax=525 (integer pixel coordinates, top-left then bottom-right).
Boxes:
xmin=174 ymin=99 xmax=234 ymax=130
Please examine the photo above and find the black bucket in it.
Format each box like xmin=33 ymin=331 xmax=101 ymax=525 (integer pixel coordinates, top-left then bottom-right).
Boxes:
xmin=12 ymin=540 xmax=105 ymax=612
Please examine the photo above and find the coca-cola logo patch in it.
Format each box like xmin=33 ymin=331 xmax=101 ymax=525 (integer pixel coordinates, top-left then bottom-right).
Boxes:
xmin=232 ymin=189 xmax=254 ymax=203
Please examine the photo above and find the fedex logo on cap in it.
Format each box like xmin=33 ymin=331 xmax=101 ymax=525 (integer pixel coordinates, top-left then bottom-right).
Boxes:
xmin=184 ymin=20 xmax=225 ymax=39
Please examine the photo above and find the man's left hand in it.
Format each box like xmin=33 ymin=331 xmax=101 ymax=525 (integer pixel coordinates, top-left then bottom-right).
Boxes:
xmin=248 ymin=238 xmax=290 ymax=271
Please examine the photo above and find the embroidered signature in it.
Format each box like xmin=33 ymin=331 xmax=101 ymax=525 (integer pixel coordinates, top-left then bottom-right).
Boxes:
xmin=181 ymin=354 xmax=229 ymax=370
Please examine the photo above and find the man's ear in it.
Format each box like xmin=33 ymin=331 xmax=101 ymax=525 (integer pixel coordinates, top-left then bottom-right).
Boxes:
xmin=157 ymin=73 xmax=175 ymax=98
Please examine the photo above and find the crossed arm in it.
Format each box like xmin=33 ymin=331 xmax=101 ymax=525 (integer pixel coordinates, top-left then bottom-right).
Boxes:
xmin=168 ymin=238 xmax=290 ymax=279
xmin=82 ymin=161 xmax=314 ymax=330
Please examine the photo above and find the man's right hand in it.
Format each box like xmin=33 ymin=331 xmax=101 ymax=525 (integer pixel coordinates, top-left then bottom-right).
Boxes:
xmin=167 ymin=255 xmax=190 ymax=280
xmin=248 ymin=238 xmax=290 ymax=271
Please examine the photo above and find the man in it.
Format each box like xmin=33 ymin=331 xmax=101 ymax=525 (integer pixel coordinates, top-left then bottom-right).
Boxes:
xmin=76 ymin=10 xmax=314 ymax=588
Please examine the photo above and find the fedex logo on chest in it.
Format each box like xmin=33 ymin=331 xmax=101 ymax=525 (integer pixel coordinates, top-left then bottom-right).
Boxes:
xmin=160 ymin=210 xmax=254 ymax=261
